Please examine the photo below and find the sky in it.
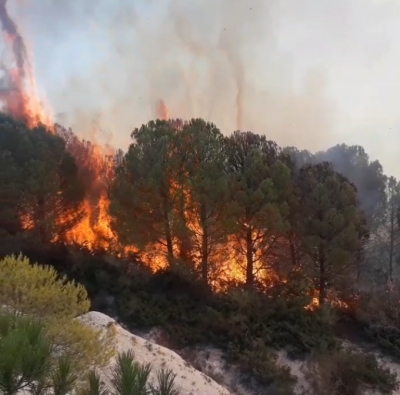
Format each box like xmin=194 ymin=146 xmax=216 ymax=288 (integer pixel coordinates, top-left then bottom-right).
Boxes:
xmin=5 ymin=0 xmax=400 ymax=177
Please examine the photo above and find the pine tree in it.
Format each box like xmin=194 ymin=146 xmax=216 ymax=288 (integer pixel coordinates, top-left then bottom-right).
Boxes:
xmin=178 ymin=118 xmax=230 ymax=285
xmin=0 ymin=114 xmax=85 ymax=245
xmin=372 ymin=177 xmax=400 ymax=284
xmin=297 ymin=162 xmax=367 ymax=304
xmin=224 ymin=131 xmax=291 ymax=288
xmin=0 ymin=255 xmax=115 ymax=377
xmin=109 ymin=120 xmax=179 ymax=264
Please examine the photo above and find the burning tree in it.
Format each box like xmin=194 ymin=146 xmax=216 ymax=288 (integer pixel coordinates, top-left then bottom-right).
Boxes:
xmin=0 ymin=114 xmax=85 ymax=246
xmin=109 ymin=119 xmax=180 ymax=267
xmin=56 ymin=124 xmax=121 ymax=250
xmin=177 ymin=118 xmax=231 ymax=285
xmin=224 ymin=131 xmax=292 ymax=289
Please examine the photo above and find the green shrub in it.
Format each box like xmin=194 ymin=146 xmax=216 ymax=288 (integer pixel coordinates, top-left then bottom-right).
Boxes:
xmin=228 ymin=338 xmax=296 ymax=395
xmin=0 ymin=309 xmax=180 ymax=395
xmin=16 ymin=247 xmax=339 ymax=394
xmin=356 ymin=288 xmax=400 ymax=359
xmin=0 ymin=309 xmax=77 ymax=395
xmin=0 ymin=254 xmax=115 ymax=377
xmin=80 ymin=350 xmax=180 ymax=395
xmin=304 ymin=348 xmax=399 ymax=395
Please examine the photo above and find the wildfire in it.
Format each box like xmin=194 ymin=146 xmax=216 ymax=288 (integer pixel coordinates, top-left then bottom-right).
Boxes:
xmin=0 ymin=0 xmax=52 ymax=128
xmin=0 ymin=2 xmax=357 ymax=309
xmin=304 ymin=289 xmax=350 ymax=311
xmin=56 ymin=125 xmax=120 ymax=251
xmin=157 ymin=99 xmax=170 ymax=120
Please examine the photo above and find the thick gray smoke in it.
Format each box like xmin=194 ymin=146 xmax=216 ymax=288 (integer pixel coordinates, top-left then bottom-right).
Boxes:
xmin=7 ymin=0 xmax=400 ymax=176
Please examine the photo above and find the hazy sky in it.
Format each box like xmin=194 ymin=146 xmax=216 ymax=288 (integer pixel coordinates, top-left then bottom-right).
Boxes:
xmin=6 ymin=0 xmax=400 ymax=177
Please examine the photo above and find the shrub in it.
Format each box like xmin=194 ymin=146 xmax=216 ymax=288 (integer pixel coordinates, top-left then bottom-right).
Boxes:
xmin=228 ymin=338 xmax=296 ymax=395
xmin=0 ymin=309 xmax=77 ymax=395
xmin=0 ymin=254 xmax=115 ymax=377
xmin=16 ymin=248 xmax=339 ymax=394
xmin=80 ymin=350 xmax=180 ymax=395
xmin=0 ymin=309 xmax=180 ymax=395
xmin=356 ymin=288 xmax=400 ymax=359
xmin=304 ymin=348 xmax=399 ymax=395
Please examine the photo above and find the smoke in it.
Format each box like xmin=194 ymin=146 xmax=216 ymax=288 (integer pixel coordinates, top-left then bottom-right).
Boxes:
xmin=6 ymin=0 xmax=335 ymax=150
xmin=0 ymin=0 xmax=28 ymax=119
xmin=0 ymin=0 xmax=25 ymax=73
xmin=4 ymin=0 xmax=400 ymax=176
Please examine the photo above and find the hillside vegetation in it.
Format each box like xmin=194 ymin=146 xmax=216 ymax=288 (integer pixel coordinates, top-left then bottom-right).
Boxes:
xmin=1 ymin=114 xmax=400 ymax=394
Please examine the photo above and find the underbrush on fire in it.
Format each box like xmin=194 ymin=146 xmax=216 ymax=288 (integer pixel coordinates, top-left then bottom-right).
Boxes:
xmin=17 ymin=244 xmax=400 ymax=395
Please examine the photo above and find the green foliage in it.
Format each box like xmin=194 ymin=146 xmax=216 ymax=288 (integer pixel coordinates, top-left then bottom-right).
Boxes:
xmin=177 ymin=119 xmax=230 ymax=283
xmin=50 ymin=358 xmax=78 ymax=395
xmin=110 ymin=118 xmax=231 ymax=271
xmin=356 ymin=288 xmax=400 ymax=359
xmin=224 ymin=131 xmax=292 ymax=287
xmin=0 ymin=255 xmax=115 ymax=377
xmin=81 ymin=351 xmax=180 ymax=395
xmin=0 ymin=310 xmax=53 ymax=395
xmin=297 ymin=162 xmax=367 ymax=304
xmin=229 ymin=338 xmax=295 ymax=395
xmin=109 ymin=119 xmax=179 ymax=259
xmin=0 ymin=113 xmax=85 ymax=246
xmin=150 ymin=369 xmax=179 ymax=395
xmin=0 ymin=150 xmax=21 ymax=238
xmin=4 ymin=112 xmax=400 ymax=394
xmin=371 ymin=176 xmax=400 ymax=284
xmin=0 ymin=310 xmax=180 ymax=395
xmin=0 ymin=309 xmax=80 ymax=395
xmin=111 ymin=350 xmax=152 ymax=395
xmin=304 ymin=348 xmax=399 ymax=395
xmin=59 ymin=255 xmax=335 ymax=392
xmin=79 ymin=371 xmax=110 ymax=395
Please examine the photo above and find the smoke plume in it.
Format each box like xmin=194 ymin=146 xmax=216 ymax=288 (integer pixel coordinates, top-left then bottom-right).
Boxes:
xmin=4 ymin=0 xmax=400 ymax=177
xmin=7 ymin=0 xmax=335 ymax=150
xmin=0 ymin=0 xmax=28 ymax=119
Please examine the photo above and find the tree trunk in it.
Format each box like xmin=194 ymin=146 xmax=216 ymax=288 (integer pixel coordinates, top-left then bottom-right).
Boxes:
xmin=389 ymin=207 xmax=395 ymax=282
xmin=177 ymin=185 xmax=191 ymax=262
xmin=162 ymin=202 xmax=174 ymax=265
xmin=245 ymin=227 xmax=254 ymax=289
xmin=200 ymin=204 xmax=209 ymax=285
xmin=318 ymin=251 xmax=326 ymax=305
xmin=288 ymin=233 xmax=299 ymax=267
xmin=37 ymin=196 xmax=47 ymax=244
xmin=201 ymin=227 xmax=209 ymax=285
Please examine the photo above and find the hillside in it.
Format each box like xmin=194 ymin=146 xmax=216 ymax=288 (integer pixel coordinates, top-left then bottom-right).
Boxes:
xmin=79 ymin=311 xmax=232 ymax=395
xmin=80 ymin=311 xmax=400 ymax=395
xmin=2 ymin=113 xmax=400 ymax=394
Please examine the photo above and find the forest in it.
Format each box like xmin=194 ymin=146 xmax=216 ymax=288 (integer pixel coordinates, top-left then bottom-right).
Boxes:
xmin=1 ymin=112 xmax=400 ymax=394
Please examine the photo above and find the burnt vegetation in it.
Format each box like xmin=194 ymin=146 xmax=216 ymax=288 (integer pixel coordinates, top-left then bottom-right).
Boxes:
xmin=1 ymin=113 xmax=400 ymax=394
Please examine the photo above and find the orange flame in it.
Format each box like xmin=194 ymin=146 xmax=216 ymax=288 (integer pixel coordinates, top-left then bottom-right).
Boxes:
xmin=0 ymin=0 xmax=52 ymax=128
xmin=157 ymin=99 xmax=170 ymax=120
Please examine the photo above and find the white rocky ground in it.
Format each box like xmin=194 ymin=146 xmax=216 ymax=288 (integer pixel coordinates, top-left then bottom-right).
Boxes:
xmin=80 ymin=311 xmax=400 ymax=395
xmin=79 ymin=311 xmax=232 ymax=395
